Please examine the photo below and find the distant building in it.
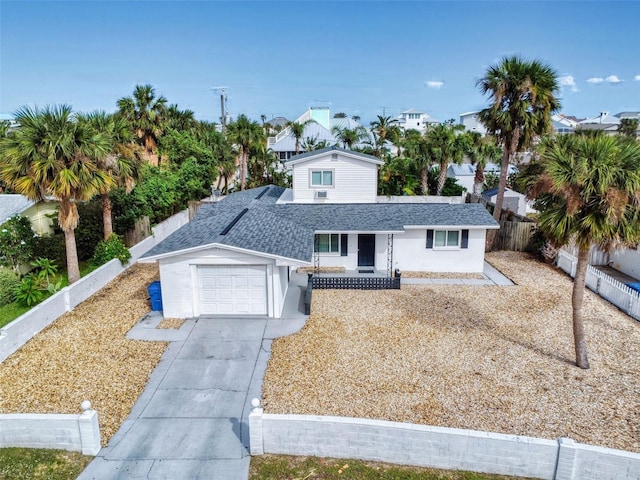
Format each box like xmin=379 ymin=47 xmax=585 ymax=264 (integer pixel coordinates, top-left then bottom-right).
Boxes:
xmin=459 ymin=111 xmax=487 ymax=134
xmin=395 ymin=108 xmax=439 ymax=132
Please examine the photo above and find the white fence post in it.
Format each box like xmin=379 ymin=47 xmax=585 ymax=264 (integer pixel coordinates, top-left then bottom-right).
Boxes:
xmin=249 ymin=398 xmax=264 ymax=455
xmin=555 ymin=437 xmax=577 ymax=480
xmin=78 ymin=400 xmax=101 ymax=455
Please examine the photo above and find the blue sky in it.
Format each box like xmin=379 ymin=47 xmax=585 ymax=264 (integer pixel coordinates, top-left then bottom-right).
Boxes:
xmin=1 ymin=1 xmax=639 ymax=125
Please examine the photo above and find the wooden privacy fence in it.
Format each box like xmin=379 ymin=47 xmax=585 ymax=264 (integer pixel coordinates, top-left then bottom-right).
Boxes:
xmin=124 ymin=216 xmax=151 ymax=247
xmin=494 ymin=220 xmax=536 ymax=252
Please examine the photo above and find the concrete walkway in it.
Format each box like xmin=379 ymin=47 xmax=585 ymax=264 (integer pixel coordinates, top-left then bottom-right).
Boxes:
xmin=78 ymin=273 xmax=308 ymax=480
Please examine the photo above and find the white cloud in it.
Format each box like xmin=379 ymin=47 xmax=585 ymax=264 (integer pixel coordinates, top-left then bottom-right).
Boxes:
xmin=634 ymin=74 xmax=640 ymax=81
xmin=605 ymin=75 xmax=623 ymax=83
xmin=559 ymin=75 xmax=578 ymax=92
xmin=587 ymin=77 xmax=604 ymax=84
xmin=426 ymin=80 xmax=444 ymax=89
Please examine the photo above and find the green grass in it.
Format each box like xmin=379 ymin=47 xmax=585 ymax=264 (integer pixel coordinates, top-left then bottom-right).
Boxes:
xmin=0 ymin=262 xmax=101 ymax=329
xmin=0 ymin=448 xmax=91 ymax=480
xmin=249 ymin=455 xmax=535 ymax=480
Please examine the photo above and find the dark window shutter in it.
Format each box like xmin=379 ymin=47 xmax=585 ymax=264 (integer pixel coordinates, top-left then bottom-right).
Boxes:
xmin=341 ymin=234 xmax=348 ymax=256
xmin=461 ymin=230 xmax=469 ymax=249
xmin=426 ymin=229 xmax=434 ymax=249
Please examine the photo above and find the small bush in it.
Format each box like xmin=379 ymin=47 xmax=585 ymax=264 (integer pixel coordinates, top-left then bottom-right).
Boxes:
xmin=0 ymin=267 xmax=19 ymax=306
xmin=91 ymin=234 xmax=131 ymax=267
xmin=34 ymin=235 xmax=66 ymax=267
xmin=12 ymin=258 xmax=62 ymax=307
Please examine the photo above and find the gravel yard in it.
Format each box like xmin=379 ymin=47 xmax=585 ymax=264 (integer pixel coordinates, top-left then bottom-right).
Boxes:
xmin=0 ymin=264 xmax=167 ymax=446
xmin=263 ymin=251 xmax=640 ymax=453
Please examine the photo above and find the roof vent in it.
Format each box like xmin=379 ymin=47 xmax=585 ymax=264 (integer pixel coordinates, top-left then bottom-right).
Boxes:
xmin=221 ymin=208 xmax=249 ymax=235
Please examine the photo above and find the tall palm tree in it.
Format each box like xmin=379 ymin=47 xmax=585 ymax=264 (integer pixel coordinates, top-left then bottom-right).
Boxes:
xmin=467 ymin=132 xmax=502 ymax=200
xmin=423 ymin=121 xmax=469 ymax=196
xmin=117 ymin=84 xmax=168 ymax=165
xmin=370 ymin=115 xmax=400 ymax=158
xmin=286 ymin=119 xmax=315 ymax=154
xmin=521 ymin=134 xmax=640 ymax=369
xmin=477 ymin=56 xmax=560 ymax=222
xmin=226 ymin=115 xmax=264 ymax=190
xmin=78 ymin=111 xmax=143 ymax=239
xmin=164 ymin=104 xmax=197 ymax=132
xmin=331 ymin=125 xmax=368 ymax=149
xmin=0 ymin=105 xmax=113 ymax=283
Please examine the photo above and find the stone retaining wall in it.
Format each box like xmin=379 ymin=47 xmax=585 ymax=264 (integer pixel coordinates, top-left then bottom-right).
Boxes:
xmin=249 ymin=401 xmax=640 ymax=480
xmin=0 ymin=402 xmax=100 ymax=455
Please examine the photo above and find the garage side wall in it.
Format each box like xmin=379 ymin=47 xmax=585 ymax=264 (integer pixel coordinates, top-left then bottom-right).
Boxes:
xmin=158 ymin=249 xmax=280 ymax=318
xmin=393 ymin=229 xmax=487 ymax=273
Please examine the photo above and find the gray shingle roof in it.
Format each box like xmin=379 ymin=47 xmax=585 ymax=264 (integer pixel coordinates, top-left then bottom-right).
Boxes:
xmin=141 ymin=186 xmax=498 ymax=263
xmin=284 ymin=146 xmax=382 ymax=165
xmin=0 ymin=195 xmax=35 ymax=225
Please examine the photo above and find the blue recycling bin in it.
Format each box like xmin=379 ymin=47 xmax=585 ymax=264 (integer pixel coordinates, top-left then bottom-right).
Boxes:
xmin=147 ymin=281 xmax=163 ymax=311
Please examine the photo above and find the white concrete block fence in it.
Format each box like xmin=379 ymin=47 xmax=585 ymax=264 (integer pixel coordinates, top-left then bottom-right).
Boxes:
xmin=0 ymin=401 xmax=101 ymax=455
xmin=0 ymin=210 xmax=188 ymax=363
xmin=249 ymin=399 xmax=640 ymax=480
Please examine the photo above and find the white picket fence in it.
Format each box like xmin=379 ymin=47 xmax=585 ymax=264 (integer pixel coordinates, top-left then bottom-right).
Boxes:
xmin=556 ymin=250 xmax=640 ymax=321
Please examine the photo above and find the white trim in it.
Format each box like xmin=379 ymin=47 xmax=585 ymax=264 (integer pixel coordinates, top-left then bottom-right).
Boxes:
xmin=287 ymin=149 xmax=384 ymax=166
xmin=404 ymin=225 xmax=499 ymax=230
xmin=140 ymin=242 xmax=309 ymax=265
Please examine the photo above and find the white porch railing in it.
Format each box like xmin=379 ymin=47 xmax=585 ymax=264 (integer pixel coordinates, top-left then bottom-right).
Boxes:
xmin=556 ymin=250 xmax=640 ymax=321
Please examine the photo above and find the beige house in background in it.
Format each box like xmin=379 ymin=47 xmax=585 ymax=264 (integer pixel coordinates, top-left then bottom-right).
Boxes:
xmin=0 ymin=194 xmax=58 ymax=235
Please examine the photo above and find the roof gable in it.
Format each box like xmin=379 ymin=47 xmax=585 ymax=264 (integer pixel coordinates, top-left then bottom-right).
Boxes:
xmin=0 ymin=195 xmax=35 ymax=225
xmin=285 ymin=146 xmax=383 ymax=166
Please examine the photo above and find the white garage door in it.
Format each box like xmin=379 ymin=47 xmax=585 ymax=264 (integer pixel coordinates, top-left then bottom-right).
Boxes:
xmin=197 ymin=265 xmax=267 ymax=315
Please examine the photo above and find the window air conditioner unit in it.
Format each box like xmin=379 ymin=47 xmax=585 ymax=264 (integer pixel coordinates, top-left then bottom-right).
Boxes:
xmin=315 ymin=190 xmax=328 ymax=199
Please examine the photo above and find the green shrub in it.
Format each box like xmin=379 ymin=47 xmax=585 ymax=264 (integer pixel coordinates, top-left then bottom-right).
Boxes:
xmin=0 ymin=215 xmax=36 ymax=272
xmin=75 ymin=200 xmax=104 ymax=261
xmin=14 ymin=276 xmax=44 ymax=306
xmin=34 ymin=235 xmax=66 ymax=267
xmin=0 ymin=267 xmax=19 ymax=306
xmin=91 ymin=234 xmax=131 ymax=267
xmin=13 ymin=258 xmax=62 ymax=307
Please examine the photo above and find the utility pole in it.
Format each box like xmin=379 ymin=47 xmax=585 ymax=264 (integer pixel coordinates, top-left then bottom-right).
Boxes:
xmin=211 ymin=86 xmax=229 ymax=133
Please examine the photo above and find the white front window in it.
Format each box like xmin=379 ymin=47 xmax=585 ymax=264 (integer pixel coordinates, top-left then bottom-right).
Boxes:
xmin=311 ymin=170 xmax=333 ymax=187
xmin=434 ymin=230 xmax=460 ymax=248
xmin=314 ymin=234 xmax=339 ymax=253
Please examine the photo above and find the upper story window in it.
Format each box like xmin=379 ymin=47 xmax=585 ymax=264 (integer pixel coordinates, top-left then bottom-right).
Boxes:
xmin=310 ymin=170 xmax=333 ymax=187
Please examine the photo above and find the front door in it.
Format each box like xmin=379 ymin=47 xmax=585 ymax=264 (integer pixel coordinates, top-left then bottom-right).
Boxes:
xmin=357 ymin=234 xmax=375 ymax=267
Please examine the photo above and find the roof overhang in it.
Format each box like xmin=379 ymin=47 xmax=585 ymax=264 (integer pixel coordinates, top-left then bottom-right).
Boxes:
xmin=138 ymin=242 xmax=311 ymax=266
xmin=286 ymin=148 xmax=384 ymax=167
xmin=403 ymin=224 xmax=500 ymax=230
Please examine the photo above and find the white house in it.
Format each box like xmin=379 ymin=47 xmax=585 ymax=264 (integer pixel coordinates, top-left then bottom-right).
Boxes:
xmin=0 ymin=194 xmax=58 ymax=235
xmin=395 ymin=108 xmax=439 ymax=132
xmin=459 ymin=111 xmax=487 ymax=135
xmin=481 ymin=187 xmax=535 ymax=217
xmin=140 ymin=147 xmax=499 ymax=319
xmin=446 ymin=163 xmax=519 ymax=194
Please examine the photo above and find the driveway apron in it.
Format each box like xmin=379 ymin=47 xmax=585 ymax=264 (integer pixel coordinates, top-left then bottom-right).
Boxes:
xmin=78 ymin=316 xmax=269 ymax=480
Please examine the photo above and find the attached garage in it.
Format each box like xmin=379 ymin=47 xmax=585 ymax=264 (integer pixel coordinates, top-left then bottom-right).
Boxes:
xmin=197 ymin=265 xmax=267 ymax=315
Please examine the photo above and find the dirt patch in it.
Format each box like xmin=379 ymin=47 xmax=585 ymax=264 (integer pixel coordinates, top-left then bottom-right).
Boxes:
xmin=157 ymin=318 xmax=185 ymax=330
xmin=297 ymin=267 xmax=346 ymax=274
xmin=402 ymin=271 xmax=485 ymax=279
xmin=263 ymin=252 xmax=640 ymax=453
xmin=0 ymin=264 xmax=167 ymax=446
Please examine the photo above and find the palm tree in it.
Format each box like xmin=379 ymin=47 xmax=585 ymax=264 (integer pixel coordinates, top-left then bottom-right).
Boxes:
xmin=117 ymin=84 xmax=168 ymax=165
xmin=0 ymin=105 xmax=113 ymax=284
xmin=522 ymin=134 xmax=640 ymax=369
xmin=477 ymin=56 xmax=560 ymax=222
xmin=467 ymin=132 xmax=502 ymax=200
xmin=286 ymin=119 xmax=315 ymax=154
xmin=226 ymin=115 xmax=264 ymax=190
xmin=370 ymin=115 xmax=400 ymax=158
xmin=78 ymin=111 xmax=143 ymax=239
xmin=423 ymin=121 xmax=469 ymax=196
xmin=164 ymin=104 xmax=197 ymax=132
xmin=331 ymin=125 xmax=369 ymax=149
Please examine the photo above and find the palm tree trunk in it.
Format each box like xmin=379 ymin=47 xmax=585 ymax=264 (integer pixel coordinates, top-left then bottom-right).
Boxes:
xmin=436 ymin=161 xmax=447 ymax=196
xmin=572 ymin=247 xmax=590 ymax=369
xmin=472 ymin=162 xmax=485 ymax=201
xmin=102 ymin=193 xmax=113 ymax=240
xmin=493 ymin=145 xmax=511 ymax=221
xmin=241 ymin=150 xmax=248 ymax=191
xmin=64 ymin=227 xmax=81 ymax=284
xmin=421 ymin=168 xmax=429 ymax=195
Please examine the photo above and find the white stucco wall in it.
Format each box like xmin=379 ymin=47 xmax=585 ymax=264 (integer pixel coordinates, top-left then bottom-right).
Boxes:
xmin=609 ymin=248 xmax=640 ymax=281
xmin=313 ymin=231 xmax=487 ymax=274
xmin=291 ymin=153 xmax=379 ymax=203
xmin=158 ymin=248 xmax=295 ymax=318
xmin=393 ymin=229 xmax=487 ymax=273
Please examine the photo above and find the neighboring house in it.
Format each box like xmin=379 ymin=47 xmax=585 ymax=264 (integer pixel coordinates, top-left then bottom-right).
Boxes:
xmin=0 ymin=194 xmax=58 ymax=235
xmin=395 ymin=108 xmax=439 ymax=132
xmin=140 ymin=147 xmax=499 ymax=319
xmin=459 ymin=111 xmax=487 ymax=135
xmin=446 ymin=163 xmax=519 ymax=193
xmin=481 ymin=187 xmax=534 ymax=217
xmin=268 ymin=107 xmax=373 ymax=160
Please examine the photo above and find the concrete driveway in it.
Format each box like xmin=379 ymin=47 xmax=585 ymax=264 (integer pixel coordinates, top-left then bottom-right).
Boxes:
xmin=79 ymin=273 xmax=308 ymax=480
